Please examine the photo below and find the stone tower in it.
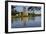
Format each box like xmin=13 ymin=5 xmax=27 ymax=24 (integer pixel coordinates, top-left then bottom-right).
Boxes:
xmin=23 ymin=7 xmax=28 ymax=17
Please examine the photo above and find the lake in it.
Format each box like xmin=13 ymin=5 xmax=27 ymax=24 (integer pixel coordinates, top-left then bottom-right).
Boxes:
xmin=11 ymin=16 xmax=41 ymax=28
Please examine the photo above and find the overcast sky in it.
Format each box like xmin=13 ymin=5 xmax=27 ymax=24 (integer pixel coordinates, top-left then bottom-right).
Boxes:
xmin=12 ymin=5 xmax=41 ymax=14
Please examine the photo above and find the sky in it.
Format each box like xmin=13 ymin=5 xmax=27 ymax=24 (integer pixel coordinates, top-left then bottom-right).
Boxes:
xmin=14 ymin=6 xmax=23 ymax=12
xmin=12 ymin=5 xmax=41 ymax=14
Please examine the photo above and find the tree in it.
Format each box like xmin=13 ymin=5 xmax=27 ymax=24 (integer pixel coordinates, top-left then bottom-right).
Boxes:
xmin=28 ymin=7 xmax=35 ymax=16
xmin=11 ymin=6 xmax=19 ymax=15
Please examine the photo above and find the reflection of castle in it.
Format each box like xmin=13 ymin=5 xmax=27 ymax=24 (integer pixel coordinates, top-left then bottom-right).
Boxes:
xmin=21 ymin=17 xmax=28 ymax=23
xmin=20 ymin=17 xmax=28 ymax=26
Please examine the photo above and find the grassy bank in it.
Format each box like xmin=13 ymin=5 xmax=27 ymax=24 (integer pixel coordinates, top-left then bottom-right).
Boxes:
xmin=12 ymin=14 xmax=41 ymax=18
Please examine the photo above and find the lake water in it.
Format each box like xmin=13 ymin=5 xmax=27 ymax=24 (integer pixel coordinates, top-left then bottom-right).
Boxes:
xmin=11 ymin=16 xmax=41 ymax=28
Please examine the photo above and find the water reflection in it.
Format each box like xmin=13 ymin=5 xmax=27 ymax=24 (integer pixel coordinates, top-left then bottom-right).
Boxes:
xmin=11 ymin=16 xmax=41 ymax=28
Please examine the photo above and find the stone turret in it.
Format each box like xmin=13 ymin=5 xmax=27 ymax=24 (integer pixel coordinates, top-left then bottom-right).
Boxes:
xmin=22 ymin=7 xmax=28 ymax=17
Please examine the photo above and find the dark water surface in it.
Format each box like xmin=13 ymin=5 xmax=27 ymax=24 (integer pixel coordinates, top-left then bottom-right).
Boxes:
xmin=11 ymin=16 xmax=41 ymax=28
